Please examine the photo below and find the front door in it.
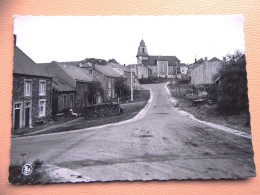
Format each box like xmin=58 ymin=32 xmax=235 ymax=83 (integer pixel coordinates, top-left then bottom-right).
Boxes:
xmin=14 ymin=103 xmax=21 ymax=130
xmin=25 ymin=102 xmax=31 ymax=128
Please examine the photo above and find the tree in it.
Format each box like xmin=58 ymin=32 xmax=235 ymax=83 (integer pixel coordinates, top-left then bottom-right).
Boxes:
xmin=115 ymin=77 xmax=130 ymax=98
xmin=215 ymin=54 xmax=249 ymax=114
xmin=108 ymin=58 xmax=119 ymax=64
xmin=88 ymin=81 xmax=104 ymax=104
xmin=226 ymin=49 xmax=244 ymax=65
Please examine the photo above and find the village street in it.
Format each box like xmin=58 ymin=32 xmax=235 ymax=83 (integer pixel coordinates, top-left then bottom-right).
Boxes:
xmin=10 ymin=83 xmax=255 ymax=181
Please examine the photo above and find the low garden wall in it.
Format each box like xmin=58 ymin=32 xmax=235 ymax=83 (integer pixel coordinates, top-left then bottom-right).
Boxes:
xmin=83 ymin=103 xmax=121 ymax=118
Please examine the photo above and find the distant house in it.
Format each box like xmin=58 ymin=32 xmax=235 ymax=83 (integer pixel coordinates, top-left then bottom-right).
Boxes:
xmin=180 ymin=63 xmax=188 ymax=76
xmin=50 ymin=76 xmax=76 ymax=115
xmin=80 ymin=64 xmax=124 ymax=101
xmin=128 ymin=64 xmax=151 ymax=79
xmin=136 ymin=39 xmax=180 ymax=78
xmin=191 ymin=57 xmax=224 ymax=86
xmin=12 ymin=46 xmax=52 ymax=130
xmin=38 ymin=61 xmax=95 ymax=114
xmin=106 ymin=63 xmax=140 ymax=89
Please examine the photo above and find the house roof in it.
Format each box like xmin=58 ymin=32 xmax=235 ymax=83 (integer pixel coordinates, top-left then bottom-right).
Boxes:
xmin=52 ymin=76 xmax=75 ymax=92
xmin=80 ymin=62 xmax=92 ymax=68
xmin=58 ymin=61 xmax=81 ymax=67
xmin=142 ymin=55 xmax=180 ymax=66
xmin=58 ymin=62 xmax=94 ymax=83
xmin=13 ymin=46 xmax=51 ymax=77
xmin=94 ymin=64 xmax=123 ymax=78
xmin=38 ymin=61 xmax=94 ymax=88
xmin=106 ymin=62 xmax=131 ymax=73
xmin=209 ymin=57 xmax=222 ymax=62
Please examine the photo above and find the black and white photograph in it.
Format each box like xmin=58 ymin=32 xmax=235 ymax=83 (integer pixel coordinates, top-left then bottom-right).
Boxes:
xmin=10 ymin=15 xmax=255 ymax=184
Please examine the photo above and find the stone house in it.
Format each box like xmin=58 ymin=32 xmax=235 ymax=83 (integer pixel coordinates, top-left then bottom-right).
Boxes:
xmin=106 ymin=63 xmax=140 ymax=89
xmin=38 ymin=61 xmax=95 ymax=113
xmin=180 ymin=63 xmax=188 ymax=76
xmin=51 ymin=76 xmax=76 ymax=115
xmin=128 ymin=64 xmax=151 ymax=79
xmin=136 ymin=39 xmax=181 ymax=78
xmin=80 ymin=64 xmax=124 ymax=102
xmin=12 ymin=46 xmax=52 ymax=130
xmin=191 ymin=57 xmax=224 ymax=86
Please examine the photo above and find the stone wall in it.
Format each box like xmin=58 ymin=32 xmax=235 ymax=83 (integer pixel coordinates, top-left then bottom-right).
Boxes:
xmin=83 ymin=103 xmax=121 ymax=118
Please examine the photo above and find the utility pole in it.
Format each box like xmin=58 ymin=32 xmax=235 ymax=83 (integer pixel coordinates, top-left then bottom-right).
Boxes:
xmin=131 ymin=66 xmax=133 ymax=101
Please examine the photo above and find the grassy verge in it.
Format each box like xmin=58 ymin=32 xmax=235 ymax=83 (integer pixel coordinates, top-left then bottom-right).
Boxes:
xmin=9 ymin=160 xmax=51 ymax=184
xmin=35 ymin=101 xmax=147 ymax=135
xmin=13 ymin=97 xmax=149 ymax=137
xmin=167 ymin=84 xmax=251 ymax=134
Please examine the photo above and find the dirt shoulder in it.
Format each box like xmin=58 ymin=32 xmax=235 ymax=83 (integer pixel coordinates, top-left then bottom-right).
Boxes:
xmin=167 ymin=84 xmax=251 ymax=135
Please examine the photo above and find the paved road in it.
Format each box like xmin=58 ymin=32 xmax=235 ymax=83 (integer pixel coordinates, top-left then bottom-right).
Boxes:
xmin=10 ymin=83 xmax=255 ymax=181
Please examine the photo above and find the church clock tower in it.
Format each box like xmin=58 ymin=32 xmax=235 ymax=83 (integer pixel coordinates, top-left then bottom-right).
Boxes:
xmin=136 ymin=39 xmax=149 ymax=64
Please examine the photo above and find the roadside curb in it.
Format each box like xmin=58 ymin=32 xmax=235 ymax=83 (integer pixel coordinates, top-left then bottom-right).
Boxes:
xmin=165 ymin=83 xmax=252 ymax=139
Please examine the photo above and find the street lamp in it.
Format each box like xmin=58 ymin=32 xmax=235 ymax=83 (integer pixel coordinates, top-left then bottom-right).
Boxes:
xmin=131 ymin=65 xmax=133 ymax=101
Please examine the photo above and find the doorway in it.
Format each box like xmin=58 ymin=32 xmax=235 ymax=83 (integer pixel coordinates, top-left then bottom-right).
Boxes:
xmin=14 ymin=103 xmax=21 ymax=130
xmin=24 ymin=102 xmax=31 ymax=128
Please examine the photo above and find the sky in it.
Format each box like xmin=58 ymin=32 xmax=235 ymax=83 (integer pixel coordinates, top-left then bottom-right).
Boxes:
xmin=13 ymin=15 xmax=245 ymax=65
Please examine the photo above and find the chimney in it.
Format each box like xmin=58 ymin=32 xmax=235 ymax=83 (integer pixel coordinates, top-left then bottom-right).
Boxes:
xmin=14 ymin=34 xmax=16 ymax=46
xmin=223 ymin=57 xmax=226 ymax=63
xmin=205 ymin=57 xmax=208 ymax=61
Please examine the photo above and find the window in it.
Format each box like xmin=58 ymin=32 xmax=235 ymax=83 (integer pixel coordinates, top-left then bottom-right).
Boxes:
xmin=142 ymin=48 xmax=145 ymax=53
xmin=24 ymin=80 xmax=32 ymax=97
xmin=112 ymin=89 xmax=115 ymax=98
xmin=39 ymin=99 xmax=46 ymax=117
xmin=70 ymin=94 xmax=74 ymax=108
xmin=39 ymin=80 xmax=46 ymax=96
xmin=108 ymin=89 xmax=111 ymax=97
xmin=63 ymin=95 xmax=67 ymax=106
xmin=108 ymin=78 xmax=111 ymax=89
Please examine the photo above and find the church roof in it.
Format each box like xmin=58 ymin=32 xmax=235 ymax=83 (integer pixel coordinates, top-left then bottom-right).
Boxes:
xmin=142 ymin=55 xmax=180 ymax=66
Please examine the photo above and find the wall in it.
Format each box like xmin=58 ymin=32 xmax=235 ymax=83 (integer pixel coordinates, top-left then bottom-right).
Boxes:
xmin=191 ymin=61 xmax=223 ymax=85
xmin=137 ymin=64 xmax=149 ymax=78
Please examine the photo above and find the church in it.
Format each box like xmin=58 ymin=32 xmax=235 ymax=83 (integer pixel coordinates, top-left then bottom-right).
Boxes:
xmin=136 ymin=39 xmax=181 ymax=78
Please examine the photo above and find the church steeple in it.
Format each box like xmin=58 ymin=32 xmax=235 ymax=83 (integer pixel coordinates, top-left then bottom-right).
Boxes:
xmin=136 ymin=39 xmax=149 ymax=57
xmin=136 ymin=39 xmax=149 ymax=64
